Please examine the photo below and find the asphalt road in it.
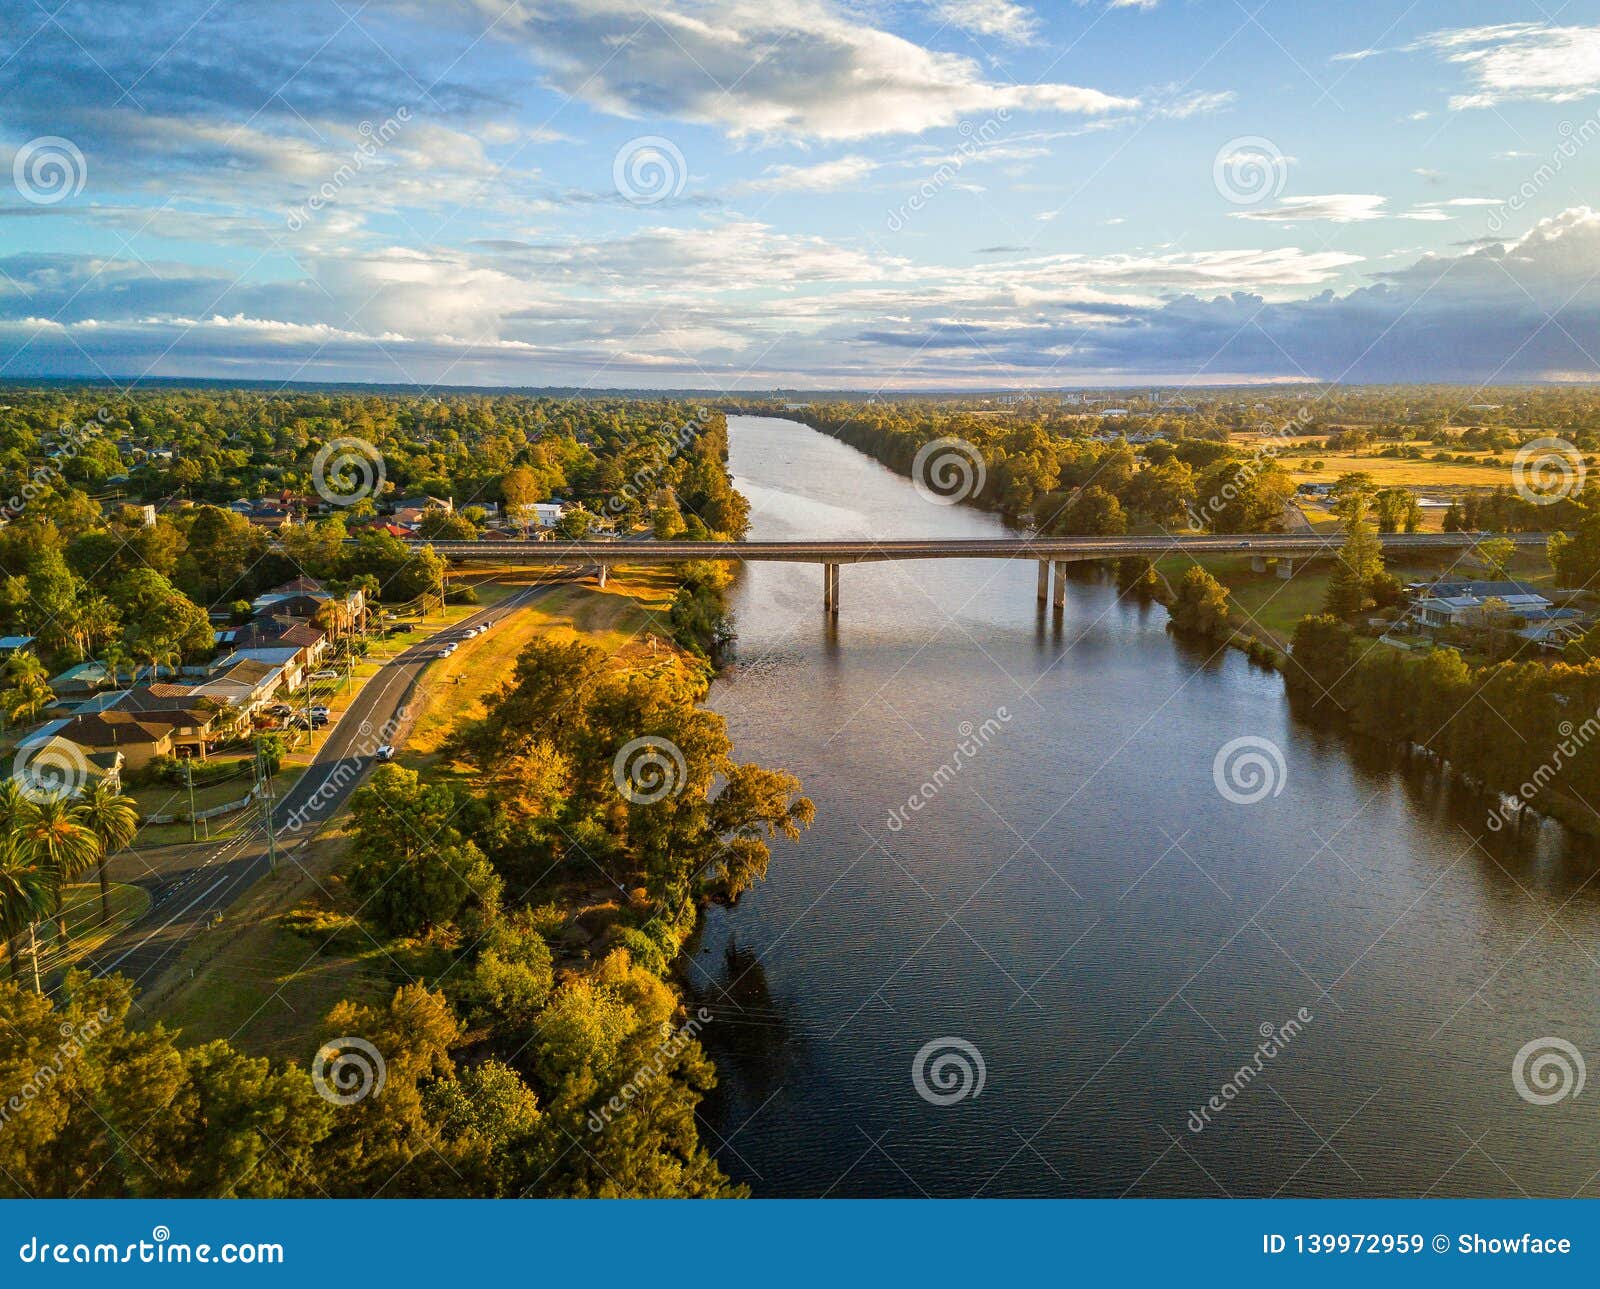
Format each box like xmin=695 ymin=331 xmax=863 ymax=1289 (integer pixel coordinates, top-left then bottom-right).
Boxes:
xmin=421 ymin=531 xmax=1548 ymax=565
xmin=86 ymin=585 xmax=549 ymax=996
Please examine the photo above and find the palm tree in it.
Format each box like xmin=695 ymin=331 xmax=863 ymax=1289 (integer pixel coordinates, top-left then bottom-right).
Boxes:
xmin=77 ymin=780 xmax=140 ymax=924
xmin=0 ymin=833 xmax=53 ymax=990
xmin=20 ymin=795 xmax=101 ymax=947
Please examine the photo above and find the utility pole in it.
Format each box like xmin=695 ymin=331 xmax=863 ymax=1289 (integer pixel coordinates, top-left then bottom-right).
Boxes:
xmin=184 ymin=759 xmax=198 ymax=843
xmin=255 ymin=743 xmax=278 ymax=873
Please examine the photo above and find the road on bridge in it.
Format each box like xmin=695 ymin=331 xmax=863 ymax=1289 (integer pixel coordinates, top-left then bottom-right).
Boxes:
xmin=416 ymin=532 xmax=1546 ymax=565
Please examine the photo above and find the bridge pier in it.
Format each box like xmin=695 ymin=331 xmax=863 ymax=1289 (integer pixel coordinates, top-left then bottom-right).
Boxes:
xmin=1250 ymin=555 xmax=1267 ymax=574
xmin=823 ymin=563 xmax=839 ymax=614
xmin=1052 ymin=561 xmax=1067 ymax=609
xmin=1277 ymin=558 xmax=1295 ymax=580
xmin=1037 ymin=560 xmax=1050 ymax=603
xmin=596 ymin=565 xmax=608 ymax=589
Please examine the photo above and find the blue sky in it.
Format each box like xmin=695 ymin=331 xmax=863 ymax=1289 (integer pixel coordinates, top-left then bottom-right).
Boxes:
xmin=2 ymin=0 xmax=1599 ymax=388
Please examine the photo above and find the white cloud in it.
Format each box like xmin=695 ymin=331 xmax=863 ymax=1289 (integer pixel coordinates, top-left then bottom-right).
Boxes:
xmin=921 ymin=0 xmax=1039 ymax=43
xmin=474 ymin=0 xmax=1135 ymax=139
xmin=1233 ymin=194 xmax=1387 ymax=223
xmin=1373 ymin=23 xmax=1600 ymax=109
xmin=735 ymin=155 xmax=880 ymax=192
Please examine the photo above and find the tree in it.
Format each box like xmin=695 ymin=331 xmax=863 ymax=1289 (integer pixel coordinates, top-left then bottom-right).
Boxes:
xmin=1373 ymin=487 xmax=1422 ymax=534
xmin=19 ymin=795 xmax=100 ymax=946
xmin=110 ymin=569 xmax=212 ymax=674
xmin=1324 ymin=499 xmax=1383 ymax=617
xmin=1044 ymin=485 xmax=1127 ymax=536
xmin=1193 ymin=458 xmax=1296 ymax=532
xmin=0 ymin=832 xmax=52 ymax=985
xmin=1475 ymin=536 xmax=1516 ymax=580
xmin=559 ymin=506 xmax=595 ymax=540
xmin=501 ymin=465 xmax=546 ymax=531
xmin=1548 ymin=492 xmax=1600 ymax=587
xmin=1287 ymin=613 xmax=1356 ymax=703
xmin=347 ymin=766 xmax=501 ymax=936
xmin=77 ymin=779 xmax=140 ymax=923
xmin=1167 ymin=566 xmax=1232 ymax=638
xmin=0 ymin=652 xmax=53 ymax=730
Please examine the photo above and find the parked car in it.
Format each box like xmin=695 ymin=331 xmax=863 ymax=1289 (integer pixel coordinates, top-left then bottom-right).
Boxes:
xmin=310 ymin=704 xmax=330 ymax=719
xmin=287 ymin=715 xmax=310 ymax=730
xmin=375 ymin=745 xmax=394 ymax=762
xmin=267 ymin=703 xmax=293 ymax=717
xmin=310 ymin=669 xmax=339 ymax=682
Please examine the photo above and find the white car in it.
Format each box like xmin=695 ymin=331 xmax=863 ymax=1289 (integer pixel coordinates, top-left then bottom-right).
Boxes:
xmin=310 ymin=704 xmax=330 ymax=719
xmin=310 ymin=669 xmax=339 ymax=681
xmin=375 ymin=745 xmax=394 ymax=762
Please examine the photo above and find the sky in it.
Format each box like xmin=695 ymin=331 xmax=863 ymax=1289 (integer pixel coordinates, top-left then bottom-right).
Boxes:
xmin=2 ymin=0 xmax=1600 ymax=390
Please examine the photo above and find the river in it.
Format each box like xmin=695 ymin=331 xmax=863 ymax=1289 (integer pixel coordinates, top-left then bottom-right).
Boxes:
xmin=689 ymin=414 xmax=1600 ymax=1198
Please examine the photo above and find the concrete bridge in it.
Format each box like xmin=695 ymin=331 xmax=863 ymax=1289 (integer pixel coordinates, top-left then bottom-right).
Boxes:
xmin=418 ymin=532 xmax=1542 ymax=614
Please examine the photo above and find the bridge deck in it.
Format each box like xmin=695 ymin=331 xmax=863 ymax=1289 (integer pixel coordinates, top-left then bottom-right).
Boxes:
xmin=414 ymin=533 xmax=1538 ymax=565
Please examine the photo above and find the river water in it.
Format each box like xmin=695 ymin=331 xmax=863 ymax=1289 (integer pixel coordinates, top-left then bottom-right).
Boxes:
xmin=690 ymin=415 xmax=1600 ymax=1198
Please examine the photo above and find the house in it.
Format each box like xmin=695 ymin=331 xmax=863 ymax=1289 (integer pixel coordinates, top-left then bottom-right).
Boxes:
xmin=189 ymin=658 xmax=285 ymax=715
xmin=1413 ymin=581 xmax=1555 ymax=629
xmin=1515 ymin=609 xmax=1587 ymax=650
xmin=250 ymin=577 xmax=365 ymax=637
xmin=390 ymin=494 xmax=451 ymax=516
xmin=0 ymin=635 xmax=36 ymax=658
xmin=48 ymin=707 xmax=215 ymax=770
xmin=212 ymin=646 xmax=307 ymax=690
xmin=49 ymin=660 xmax=122 ymax=697
xmin=15 ymin=730 xmax=123 ymax=790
